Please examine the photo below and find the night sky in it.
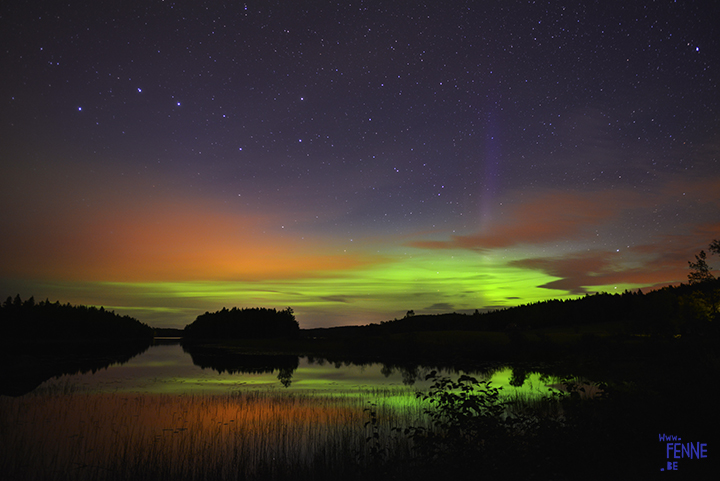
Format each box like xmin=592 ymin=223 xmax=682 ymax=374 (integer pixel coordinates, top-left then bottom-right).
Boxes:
xmin=2 ymin=1 xmax=718 ymax=329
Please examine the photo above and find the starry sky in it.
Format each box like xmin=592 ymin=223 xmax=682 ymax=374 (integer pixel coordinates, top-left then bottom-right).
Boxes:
xmin=1 ymin=1 xmax=719 ymax=329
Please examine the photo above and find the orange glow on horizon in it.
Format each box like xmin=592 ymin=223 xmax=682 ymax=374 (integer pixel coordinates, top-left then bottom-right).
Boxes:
xmin=0 ymin=197 xmax=385 ymax=282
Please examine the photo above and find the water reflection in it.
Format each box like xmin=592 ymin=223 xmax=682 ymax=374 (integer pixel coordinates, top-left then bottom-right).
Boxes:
xmin=182 ymin=343 xmax=299 ymax=387
xmin=0 ymin=340 xmax=152 ymax=396
xmin=19 ymin=342 xmax=569 ymax=401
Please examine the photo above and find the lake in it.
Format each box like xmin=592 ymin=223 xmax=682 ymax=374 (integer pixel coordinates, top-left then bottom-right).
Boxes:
xmin=0 ymin=340 xmax=586 ymax=481
xmin=26 ymin=340 xmax=567 ymax=398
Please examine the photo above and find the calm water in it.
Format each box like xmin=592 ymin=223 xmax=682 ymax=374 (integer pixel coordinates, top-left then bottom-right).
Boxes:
xmin=32 ymin=341 xmax=562 ymax=399
xmin=2 ymin=341 xmax=586 ymax=480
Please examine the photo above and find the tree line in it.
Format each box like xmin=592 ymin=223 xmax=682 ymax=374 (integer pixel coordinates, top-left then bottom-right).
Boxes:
xmin=362 ymin=286 xmax=712 ymax=337
xmin=367 ymin=239 xmax=720 ymax=337
xmin=0 ymin=295 xmax=153 ymax=340
xmin=3 ymin=240 xmax=716 ymax=342
xmin=183 ymin=306 xmax=299 ymax=340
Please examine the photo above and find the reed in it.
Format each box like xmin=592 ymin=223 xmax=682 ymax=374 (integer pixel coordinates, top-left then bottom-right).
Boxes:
xmin=0 ymin=376 xmax=578 ymax=481
xmin=0 ymin=388 xmax=429 ymax=481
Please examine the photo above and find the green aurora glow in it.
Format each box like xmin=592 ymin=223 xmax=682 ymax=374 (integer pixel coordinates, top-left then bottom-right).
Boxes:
xmin=4 ymin=246 xmax=657 ymax=328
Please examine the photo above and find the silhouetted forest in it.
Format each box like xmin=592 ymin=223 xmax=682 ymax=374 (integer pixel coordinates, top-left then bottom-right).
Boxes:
xmin=0 ymin=295 xmax=153 ymax=340
xmin=183 ymin=306 xmax=299 ymax=340
xmin=154 ymin=327 xmax=185 ymax=337
xmin=315 ymin=240 xmax=718 ymax=340
xmin=343 ymin=280 xmax=720 ymax=338
xmin=294 ymin=277 xmax=719 ymax=366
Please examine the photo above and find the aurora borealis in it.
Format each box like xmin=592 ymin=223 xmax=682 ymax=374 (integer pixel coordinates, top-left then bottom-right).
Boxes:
xmin=1 ymin=1 xmax=718 ymax=328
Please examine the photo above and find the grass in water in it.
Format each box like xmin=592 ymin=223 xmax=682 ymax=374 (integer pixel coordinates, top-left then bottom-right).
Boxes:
xmin=1 ymin=376 xmax=619 ymax=480
xmin=0 ymin=388 xmax=429 ymax=481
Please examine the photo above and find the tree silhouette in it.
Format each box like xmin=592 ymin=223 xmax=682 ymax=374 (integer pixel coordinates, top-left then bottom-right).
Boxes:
xmin=687 ymin=240 xmax=720 ymax=324
xmin=710 ymin=239 xmax=720 ymax=256
xmin=688 ymin=250 xmax=714 ymax=284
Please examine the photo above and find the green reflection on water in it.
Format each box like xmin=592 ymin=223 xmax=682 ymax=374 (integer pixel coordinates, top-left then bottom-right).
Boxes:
xmin=35 ymin=344 xmax=565 ymax=403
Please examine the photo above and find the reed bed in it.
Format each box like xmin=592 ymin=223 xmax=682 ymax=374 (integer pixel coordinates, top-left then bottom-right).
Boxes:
xmin=0 ymin=388 xmax=429 ymax=481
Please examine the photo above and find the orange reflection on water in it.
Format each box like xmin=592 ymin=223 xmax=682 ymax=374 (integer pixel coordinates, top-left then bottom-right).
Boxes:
xmin=1 ymin=390 xmax=412 ymax=480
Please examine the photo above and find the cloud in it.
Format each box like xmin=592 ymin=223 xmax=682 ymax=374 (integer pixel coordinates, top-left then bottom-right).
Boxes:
xmin=408 ymin=189 xmax=639 ymax=251
xmin=408 ymin=173 xmax=720 ymax=254
xmin=405 ymin=176 xmax=720 ymax=297
xmin=509 ymin=254 xmax=609 ymax=294
xmin=507 ymin=242 xmax=705 ymax=295
xmin=423 ymin=302 xmax=456 ymax=312
xmin=320 ymin=296 xmax=352 ymax=304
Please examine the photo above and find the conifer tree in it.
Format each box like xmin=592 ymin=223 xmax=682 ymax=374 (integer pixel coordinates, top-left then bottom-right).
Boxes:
xmin=688 ymin=250 xmax=714 ymax=284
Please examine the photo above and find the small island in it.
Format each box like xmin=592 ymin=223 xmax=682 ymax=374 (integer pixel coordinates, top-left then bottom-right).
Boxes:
xmin=183 ymin=306 xmax=299 ymax=340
